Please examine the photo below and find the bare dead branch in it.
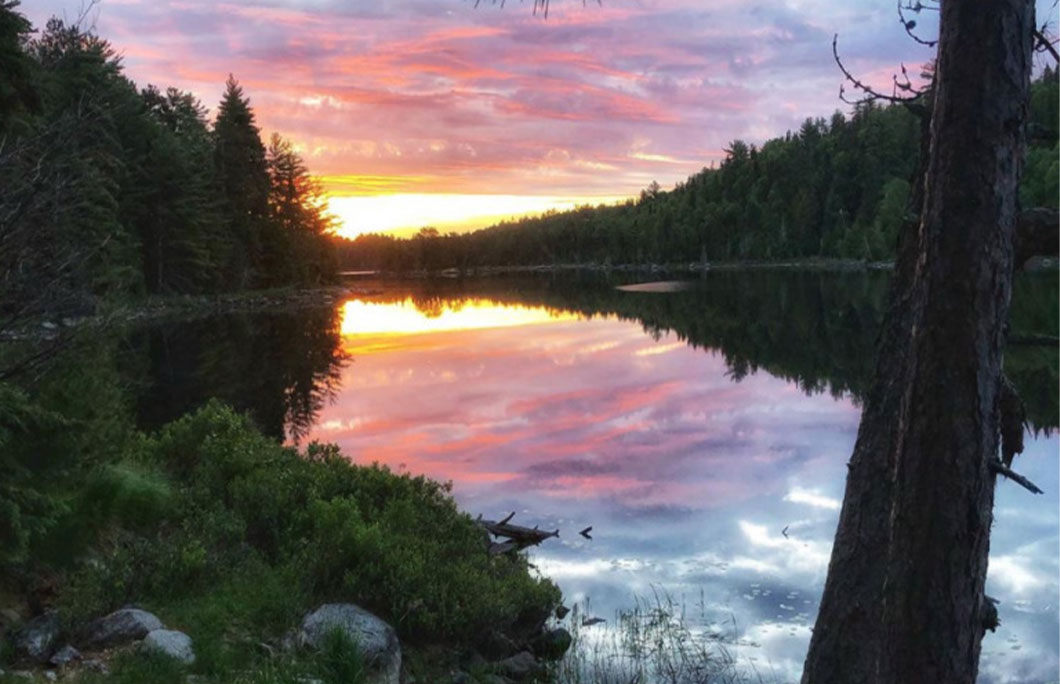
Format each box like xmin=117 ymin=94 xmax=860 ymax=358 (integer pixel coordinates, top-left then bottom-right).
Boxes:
xmin=471 ymin=0 xmax=601 ymax=19
xmin=1033 ymin=27 xmax=1060 ymax=62
xmin=897 ymin=1 xmax=938 ymax=47
xmin=989 ymin=460 xmax=1044 ymax=494
xmin=833 ymin=35 xmax=925 ymax=107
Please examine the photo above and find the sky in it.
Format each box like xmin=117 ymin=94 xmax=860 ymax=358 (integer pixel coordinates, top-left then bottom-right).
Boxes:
xmin=21 ymin=1 xmax=1053 ymax=237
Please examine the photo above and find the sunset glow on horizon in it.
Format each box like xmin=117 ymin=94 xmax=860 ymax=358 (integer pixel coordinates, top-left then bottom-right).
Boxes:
xmin=327 ymin=192 xmax=629 ymax=238
xmin=340 ymin=297 xmax=578 ymax=340
xmin=23 ymin=0 xmax=954 ymax=236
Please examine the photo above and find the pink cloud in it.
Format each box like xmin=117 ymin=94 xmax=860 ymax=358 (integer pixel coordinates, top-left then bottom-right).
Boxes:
xmin=22 ymin=0 xmax=950 ymax=199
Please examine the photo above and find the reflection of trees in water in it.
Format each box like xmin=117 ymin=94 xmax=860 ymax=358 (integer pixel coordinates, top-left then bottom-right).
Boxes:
xmin=362 ymin=270 xmax=1057 ymax=431
xmin=120 ymin=270 xmax=1055 ymax=440
xmin=1006 ymin=271 xmax=1059 ymax=433
xmin=124 ymin=307 xmax=349 ymax=442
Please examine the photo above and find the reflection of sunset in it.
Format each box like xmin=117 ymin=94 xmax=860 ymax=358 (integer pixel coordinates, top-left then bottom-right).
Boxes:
xmin=340 ymin=298 xmax=578 ymax=338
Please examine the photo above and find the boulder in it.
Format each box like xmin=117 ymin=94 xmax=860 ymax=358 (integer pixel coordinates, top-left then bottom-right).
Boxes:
xmin=49 ymin=644 xmax=82 ymax=667
xmin=493 ymin=651 xmax=540 ymax=680
xmin=81 ymin=608 xmax=164 ymax=650
xmin=13 ymin=612 xmax=61 ymax=663
xmin=142 ymin=629 xmax=195 ymax=665
xmin=297 ymin=604 xmax=401 ymax=684
xmin=531 ymin=627 xmax=572 ymax=661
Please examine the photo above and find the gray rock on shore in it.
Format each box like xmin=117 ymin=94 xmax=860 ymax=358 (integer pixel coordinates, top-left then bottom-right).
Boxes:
xmin=13 ymin=612 xmax=61 ymax=663
xmin=142 ymin=629 xmax=195 ymax=665
xmin=80 ymin=608 xmax=164 ymax=650
xmin=297 ymin=604 xmax=401 ymax=684
xmin=49 ymin=644 xmax=82 ymax=667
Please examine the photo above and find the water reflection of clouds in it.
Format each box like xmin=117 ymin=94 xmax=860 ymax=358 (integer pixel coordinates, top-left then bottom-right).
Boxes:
xmin=307 ymin=297 xmax=1059 ymax=684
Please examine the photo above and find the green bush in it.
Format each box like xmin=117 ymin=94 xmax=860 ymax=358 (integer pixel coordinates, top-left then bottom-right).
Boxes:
xmin=52 ymin=401 xmax=558 ymax=650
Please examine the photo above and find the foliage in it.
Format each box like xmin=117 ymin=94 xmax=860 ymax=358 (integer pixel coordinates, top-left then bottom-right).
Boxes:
xmin=13 ymin=400 xmax=557 ymax=661
xmin=0 ymin=5 xmax=337 ymax=339
xmin=266 ymin=134 xmax=339 ymax=286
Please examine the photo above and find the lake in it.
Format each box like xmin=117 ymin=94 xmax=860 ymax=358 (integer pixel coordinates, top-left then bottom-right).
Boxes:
xmin=125 ymin=269 xmax=1059 ymax=684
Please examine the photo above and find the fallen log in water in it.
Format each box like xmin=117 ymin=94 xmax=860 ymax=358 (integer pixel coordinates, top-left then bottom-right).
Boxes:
xmin=477 ymin=512 xmax=560 ymax=554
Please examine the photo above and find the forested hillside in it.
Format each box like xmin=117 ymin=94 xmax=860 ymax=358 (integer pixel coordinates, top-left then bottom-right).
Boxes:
xmin=339 ymin=68 xmax=1058 ymax=271
xmin=0 ymin=5 xmax=336 ymax=325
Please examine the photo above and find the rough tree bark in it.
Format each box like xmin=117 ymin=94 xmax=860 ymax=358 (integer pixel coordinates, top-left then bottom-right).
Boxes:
xmin=802 ymin=2 xmax=1035 ymax=683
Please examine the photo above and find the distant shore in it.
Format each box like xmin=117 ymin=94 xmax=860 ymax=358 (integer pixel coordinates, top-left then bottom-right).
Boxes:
xmin=356 ymin=255 xmax=1058 ymax=280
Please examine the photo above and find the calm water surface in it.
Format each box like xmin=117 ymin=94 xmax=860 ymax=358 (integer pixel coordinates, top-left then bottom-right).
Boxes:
xmin=132 ymin=271 xmax=1059 ymax=683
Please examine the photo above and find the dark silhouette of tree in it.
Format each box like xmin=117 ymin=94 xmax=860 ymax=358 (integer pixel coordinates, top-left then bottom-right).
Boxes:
xmin=802 ymin=2 xmax=1054 ymax=681
xmin=266 ymin=133 xmax=338 ymax=285
xmin=131 ymin=85 xmax=227 ymax=294
xmin=214 ymin=75 xmax=270 ymax=289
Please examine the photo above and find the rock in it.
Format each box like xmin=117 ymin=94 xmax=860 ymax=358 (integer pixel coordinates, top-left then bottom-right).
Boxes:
xmin=297 ymin=604 xmax=401 ymax=684
xmin=13 ymin=612 xmax=61 ymax=663
xmin=531 ymin=627 xmax=572 ymax=661
xmin=43 ymin=671 xmax=58 ymax=682
xmin=142 ymin=629 xmax=195 ymax=665
xmin=554 ymin=605 xmax=570 ymax=620
xmin=81 ymin=608 xmax=164 ymax=650
xmin=11 ymin=671 xmax=34 ymax=680
xmin=49 ymin=644 xmax=82 ymax=667
xmin=494 ymin=651 xmax=540 ymax=680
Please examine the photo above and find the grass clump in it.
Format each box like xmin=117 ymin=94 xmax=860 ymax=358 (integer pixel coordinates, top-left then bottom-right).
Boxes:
xmin=552 ymin=593 xmax=774 ymax=684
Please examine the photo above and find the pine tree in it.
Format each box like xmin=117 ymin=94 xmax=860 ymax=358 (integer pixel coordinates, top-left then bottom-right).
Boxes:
xmin=213 ymin=75 xmax=269 ymax=289
xmin=266 ymin=133 xmax=336 ymax=285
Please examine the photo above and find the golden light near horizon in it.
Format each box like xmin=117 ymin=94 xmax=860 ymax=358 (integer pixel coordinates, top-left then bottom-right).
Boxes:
xmin=327 ymin=194 xmax=628 ymax=239
xmin=340 ymin=298 xmax=578 ymax=339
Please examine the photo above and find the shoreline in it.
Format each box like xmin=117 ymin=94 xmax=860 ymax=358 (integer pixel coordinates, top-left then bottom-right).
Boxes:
xmin=6 ymin=256 xmax=1055 ymax=341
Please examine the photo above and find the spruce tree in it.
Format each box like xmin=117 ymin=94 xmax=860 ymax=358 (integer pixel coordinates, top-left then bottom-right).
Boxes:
xmin=213 ymin=75 xmax=268 ymax=289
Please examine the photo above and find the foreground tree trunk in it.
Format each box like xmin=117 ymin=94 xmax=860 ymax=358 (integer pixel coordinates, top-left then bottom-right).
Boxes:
xmin=802 ymin=2 xmax=1034 ymax=683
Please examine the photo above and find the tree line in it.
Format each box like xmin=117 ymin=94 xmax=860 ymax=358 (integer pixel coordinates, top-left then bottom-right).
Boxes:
xmin=337 ymin=67 xmax=1058 ymax=271
xmin=0 ymin=2 xmax=337 ymax=324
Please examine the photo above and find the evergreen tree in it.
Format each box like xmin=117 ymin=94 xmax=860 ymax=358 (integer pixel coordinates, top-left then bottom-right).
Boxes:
xmin=214 ymin=75 xmax=269 ymax=289
xmin=0 ymin=0 xmax=38 ymax=134
xmin=266 ymin=133 xmax=337 ymax=285
xmin=129 ymin=86 xmax=226 ymax=293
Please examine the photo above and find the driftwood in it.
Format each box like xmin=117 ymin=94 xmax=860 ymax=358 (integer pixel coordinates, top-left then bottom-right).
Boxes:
xmin=477 ymin=512 xmax=560 ymax=555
